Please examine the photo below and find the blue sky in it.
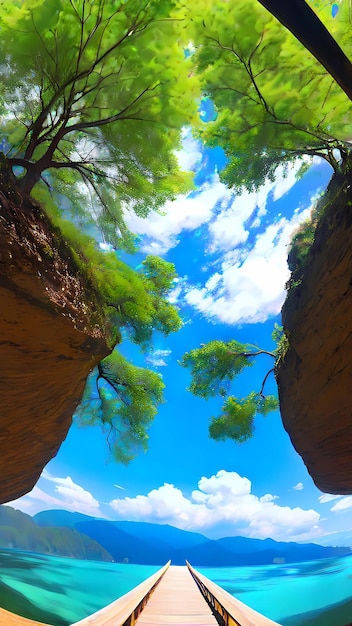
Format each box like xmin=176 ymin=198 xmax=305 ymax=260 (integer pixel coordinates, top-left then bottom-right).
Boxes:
xmin=7 ymin=130 xmax=352 ymax=548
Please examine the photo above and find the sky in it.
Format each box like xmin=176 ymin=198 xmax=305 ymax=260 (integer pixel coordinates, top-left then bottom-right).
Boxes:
xmin=7 ymin=128 xmax=352 ymax=549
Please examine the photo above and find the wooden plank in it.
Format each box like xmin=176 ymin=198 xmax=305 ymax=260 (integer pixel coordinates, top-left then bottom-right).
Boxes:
xmin=0 ymin=607 xmax=50 ymax=625
xmin=135 ymin=566 xmax=218 ymax=625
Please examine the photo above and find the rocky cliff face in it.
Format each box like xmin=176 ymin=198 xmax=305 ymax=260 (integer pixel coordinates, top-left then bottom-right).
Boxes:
xmin=276 ymin=173 xmax=352 ymax=494
xmin=0 ymin=194 xmax=110 ymax=503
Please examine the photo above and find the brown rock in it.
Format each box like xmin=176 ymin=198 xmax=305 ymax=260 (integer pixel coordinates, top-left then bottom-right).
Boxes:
xmin=276 ymin=173 xmax=352 ymax=494
xmin=0 ymin=194 xmax=110 ymax=503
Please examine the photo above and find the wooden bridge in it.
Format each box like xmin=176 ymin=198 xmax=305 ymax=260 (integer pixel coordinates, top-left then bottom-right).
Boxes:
xmin=0 ymin=561 xmax=281 ymax=626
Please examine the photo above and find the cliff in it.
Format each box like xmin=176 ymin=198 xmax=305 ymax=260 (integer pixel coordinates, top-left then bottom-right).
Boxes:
xmin=0 ymin=190 xmax=111 ymax=503
xmin=276 ymin=172 xmax=352 ymax=494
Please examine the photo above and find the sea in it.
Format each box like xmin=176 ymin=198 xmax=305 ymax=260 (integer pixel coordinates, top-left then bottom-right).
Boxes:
xmin=0 ymin=549 xmax=351 ymax=625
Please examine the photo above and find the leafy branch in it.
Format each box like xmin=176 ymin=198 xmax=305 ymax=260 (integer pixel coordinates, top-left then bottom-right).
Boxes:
xmin=181 ymin=324 xmax=288 ymax=444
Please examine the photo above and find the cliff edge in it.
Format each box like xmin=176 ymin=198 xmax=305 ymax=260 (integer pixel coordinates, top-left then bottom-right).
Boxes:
xmin=276 ymin=172 xmax=352 ymax=494
xmin=0 ymin=191 xmax=111 ymax=503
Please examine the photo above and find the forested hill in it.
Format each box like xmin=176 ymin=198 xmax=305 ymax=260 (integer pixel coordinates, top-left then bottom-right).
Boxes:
xmin=0 ymin=506 xmax=113 ymax=561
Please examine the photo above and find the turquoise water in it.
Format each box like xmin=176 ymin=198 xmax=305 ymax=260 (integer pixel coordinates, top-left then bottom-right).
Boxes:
xmin=0 ymin=550 xmax=352 ymax=625
xmin=199 ymin=555 xmax=352 ymax=625
xmin=0 ymin=549 xmax=159 ymax=625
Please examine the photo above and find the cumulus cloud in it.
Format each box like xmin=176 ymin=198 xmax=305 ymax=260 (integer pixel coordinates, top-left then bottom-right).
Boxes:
xmin=184 ymin=205 xmax=312 ymax=325
xmin=145 ymin=349 xmax=172 ymax=368
xmin=7 ymin=470 xmax=104 ymax=518
xmin=293 ymin=482 xmax=304 ymax=491
xmin=331 ymin=496 xmax=352 ymax=512
xmin=125 ymin=151 xmax=322 ymax=324
xmin=109 ymin=469 xmax=322 ymax=542
xmin=126 ymin=156 xmax=304 ymax=259
xmin=126 ymin=174 xmax=231 ymax=255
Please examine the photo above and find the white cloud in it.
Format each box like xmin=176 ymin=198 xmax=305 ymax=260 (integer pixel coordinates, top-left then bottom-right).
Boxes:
xmin=126 ymin=157 xmax=304 ymax=259
xmin=207 ymin=164 xmax=302 ymax=255
xmin=272 ymin=161 xmax=307 ymax=201
xmin=114 ymin=484 xmax=125 ymax=491
xmin=293 ymin=482 xmax=304 ymax=491
xmin=184 ymin=206 xmax=312 ymax=325
xmin=175 ymin=131 xmax=202 ymax=171
xmin=125 ymin=155 xmax=319 ymax=324
xmin=319 ymin=493 xmax=342 ymax=504
xmin=7 ymin=470 xmax=104 ymax=518
xmin=331 ymin=496 xmax=352 ymax=512
xmin=109 ymin=469 xmax=322 ymax=542
xmin=126 ymin=174 xmax=231 ymax=255
xmin=145 ymin=349 xmax=172 ymax=368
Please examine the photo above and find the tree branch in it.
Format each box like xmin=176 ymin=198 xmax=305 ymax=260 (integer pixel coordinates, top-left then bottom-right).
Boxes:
xmin=259 ymin=368 xmax=275 ymax=396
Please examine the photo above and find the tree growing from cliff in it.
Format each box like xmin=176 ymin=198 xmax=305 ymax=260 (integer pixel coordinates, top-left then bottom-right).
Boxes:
xmin=0 ymin=0 xmax=198 ymax=249
xmin=180 ymin=325 xmax=286 ymax=443
xmin=59 ymin=220 xmax=182 ymax=462
xmin=188 ymin=0 xmax=352 ymax=193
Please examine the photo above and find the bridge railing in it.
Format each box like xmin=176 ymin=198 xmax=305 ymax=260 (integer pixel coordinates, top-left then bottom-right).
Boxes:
xmin=71 ymin=561 xmax=170 ymax=626
xmin=186 ymin=561 xmax=282 ymax=626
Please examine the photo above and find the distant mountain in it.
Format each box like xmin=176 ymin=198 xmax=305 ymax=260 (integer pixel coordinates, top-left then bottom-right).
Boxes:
xmin=0 ymin=506 xmax=113 ymax=561
xmin=34 ymin=509 xmax=95 ymax=527
xmin=33 ymin=509 xmax=351 ymax=566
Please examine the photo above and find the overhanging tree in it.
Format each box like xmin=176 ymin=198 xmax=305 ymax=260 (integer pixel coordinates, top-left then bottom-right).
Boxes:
xmin=74 ymin=252 xmax=182 ymax=463
xmin=37 ymin=212 xmax=183 ymax=463
xmin=0 ymin=0 xmax=199 ymax=248
xmin=188 ymin=0 xmax=352 ymax=193
xmin=0 ymin=0 xmax=197 ymax=463
xmin=180 ymin=325 xmax=285 ymax=443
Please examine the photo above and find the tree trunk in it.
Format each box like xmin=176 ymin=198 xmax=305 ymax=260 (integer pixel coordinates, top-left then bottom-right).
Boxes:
xmin=258 ymin=0 xmax=352 ymax=102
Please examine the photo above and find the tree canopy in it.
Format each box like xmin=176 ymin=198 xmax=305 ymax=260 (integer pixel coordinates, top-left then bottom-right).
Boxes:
xmin=0 ymin=0 xmax=199 ymax=248
xmin=188 ymin=0 xmax=352 ymax=193
xmin=180 ymin=326 xmax=286 ymax=443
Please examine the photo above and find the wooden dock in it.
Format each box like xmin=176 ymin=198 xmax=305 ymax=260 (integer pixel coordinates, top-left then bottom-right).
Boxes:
xmin=135 ymin=565 xmax=218 ymax=625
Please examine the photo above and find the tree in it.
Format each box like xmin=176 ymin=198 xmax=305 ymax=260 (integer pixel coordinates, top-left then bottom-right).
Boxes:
xmin=0 ymin=0 xmax=199 ymax=249
xmin=258 ymin=0 xmax=352 ymax=102
xmin=75 ymin=352 xmax=165 ymax=464
xmin=0 ymin=0 xmax=197 ymax=463
xmin=57 ymin=221 xmax=182 ymax=462
xmin=188 ymin=0 xmax=352 ymax=193
xmin=180 ymin=325 xmax=286 ymax=443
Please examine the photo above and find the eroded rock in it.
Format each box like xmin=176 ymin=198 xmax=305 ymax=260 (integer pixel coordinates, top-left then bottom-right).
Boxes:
xmin=0 ymin=194 xmax=110 ymax=502
xmin=276 ymin=173 xmax=352 ymax=494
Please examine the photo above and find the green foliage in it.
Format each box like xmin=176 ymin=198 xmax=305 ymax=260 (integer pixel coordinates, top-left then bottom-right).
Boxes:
xmin=75 ymin=351 xmax=165 ymax=464
xmin=0 ymin=0 xmax=199 ymax=248
xmin=287 ymin=216 xmax=318 ymax=274
xmin=181 ymin=339 xmax=278 ymax=443
xmin=187 ymin=0 xmax=352 ymax=192
xmin=209 ymin=393 xmax=279 ymax=443
xmin=54 ymin=221 xmax=180 ymax=462
xmin=271 ymin=323 xmax=289 ymax=363
xmin=180 ymin=340 xmax=256 ymax=399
